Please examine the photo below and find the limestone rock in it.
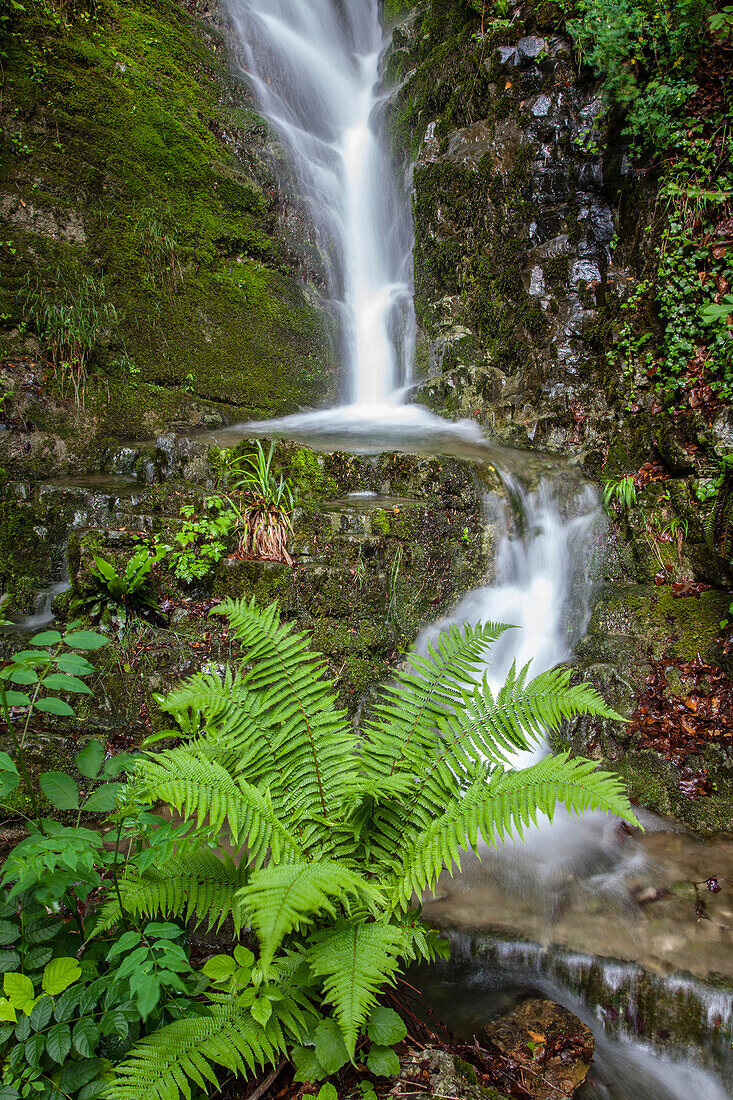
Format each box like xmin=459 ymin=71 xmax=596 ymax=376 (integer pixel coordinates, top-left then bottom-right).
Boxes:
xmin=482 ymin=998 xmax=594 ymax=1099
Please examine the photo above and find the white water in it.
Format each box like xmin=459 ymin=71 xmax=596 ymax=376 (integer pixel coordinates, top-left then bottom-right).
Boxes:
xmin=225 ymin=0 xmax=414 ymax=405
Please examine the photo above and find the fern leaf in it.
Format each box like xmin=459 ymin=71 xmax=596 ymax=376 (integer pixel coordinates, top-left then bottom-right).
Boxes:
xmin=361 ymin=622 xmax=510 ymax=779
xmin=239 ymin=860 xmax=385 ymax=970
xmin=307 ymin=918 xmax=411 ymax=1056
xmin=136 ymin=747 xmax=299 ymax=861
xmin=95 ymin=850 xmax=247 ymax=934
xmin=211 ymin=598 xmax=361 ymax=837
xmin=105 ymin=1002 xmax=283 ymax=1100
xmin=388 ymin=753 xmax=639 ymax=908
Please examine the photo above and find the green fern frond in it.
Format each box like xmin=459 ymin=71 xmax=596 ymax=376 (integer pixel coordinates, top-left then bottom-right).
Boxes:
xmin=307 ymin=918 xmax=411 ymax=1055
xmin=96 ymin=850 xmax=248 ymax=934
xmin=388 ymin=752 xmax=640 ymax=908
xmin=239 ymin=861 xmax=385 ymax=970
xmin=106 ymin=1002 xmax=283 ymax=1100
xmin=211 ymin=598 xmax=361 ymax=834
xmin=361 ymin=622 xmax=509 ymax=779
xmin=136 ymin=747 xmax=299 ymax=862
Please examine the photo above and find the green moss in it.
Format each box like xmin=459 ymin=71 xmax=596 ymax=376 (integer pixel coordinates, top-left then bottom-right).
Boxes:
xmin=0 ymin=0 xmax=333 ymax=431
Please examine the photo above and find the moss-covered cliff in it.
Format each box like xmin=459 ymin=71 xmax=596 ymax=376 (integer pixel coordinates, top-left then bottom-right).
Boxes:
xmin=0 ymin=0 xmax=334 ymax=457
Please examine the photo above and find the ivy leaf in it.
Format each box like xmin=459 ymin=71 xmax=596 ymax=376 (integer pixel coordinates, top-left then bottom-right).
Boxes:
xmin=33 ymin=698 xmax=75 ymax=717
xmin=314 ymin=1018 xmax=350 ymax=1075
xmin=76 ymin=739 xmax=105 ymax=778
xmin=367 ymin=1006 xmax=407 ymax=1046
xmin=4 ymin=972 xmax=35 ymax=1013
xmin=366 ymin=1045 xmax=401 ymax=1077
xmin=42 ymin=957 xmax=81 ymax=996
xmin=43 ymin=673 xmax=92 ymax=695
xmin=46 ymin=1022 xmax=72 ymax=1063
xmin=83 ymin=783 xmax=123 ymax=813
xmin=63 ymin=631 xmax=108 ymax=651
xmin=39 ymin=773 xmax=79 ymax=811
xmin=292 ymin=1045 xmax=327 ymax=1083
xmin=30 ymin=631 xmax=62 ymax=646
xmin=72 ymin=1017 xmax=99 ymax=1058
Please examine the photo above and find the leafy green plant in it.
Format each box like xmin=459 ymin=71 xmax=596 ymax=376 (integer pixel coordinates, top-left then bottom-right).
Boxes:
xmin=71 ymin=548 xmax=166 ymax=628
xmin=226 ymin=442 xmax=295 ymax=565
xmin=602 ymin=475 xmax=637 ymax=514
xmin=103 ymin=599 xmax=637 ymax=1100
xmin=708 ymin=3 xmax=733 ymax=38
xmin=19 ymin=272 xmax=118 ymax=409
xmin=150 ymin=496 xmax=235 ymax=584
xmin=564 ymin=0 xmax=709 ymax=149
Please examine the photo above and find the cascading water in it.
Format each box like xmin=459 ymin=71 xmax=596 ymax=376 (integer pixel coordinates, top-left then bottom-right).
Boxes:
xmin=224 ymin=0 xmax=414 ymax=406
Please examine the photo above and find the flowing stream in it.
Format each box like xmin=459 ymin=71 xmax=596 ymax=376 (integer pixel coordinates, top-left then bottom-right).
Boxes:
xmin=223 ymin=3 xmax=733 ymax=1094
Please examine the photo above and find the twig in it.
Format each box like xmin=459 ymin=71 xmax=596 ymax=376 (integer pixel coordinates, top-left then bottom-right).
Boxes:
xmin=244 ymin=1060 xmax=287 ymax=1100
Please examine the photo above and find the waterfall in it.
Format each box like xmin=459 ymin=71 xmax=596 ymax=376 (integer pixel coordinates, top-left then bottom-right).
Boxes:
xmin=225 ymin=0 xmax=414 ymax=405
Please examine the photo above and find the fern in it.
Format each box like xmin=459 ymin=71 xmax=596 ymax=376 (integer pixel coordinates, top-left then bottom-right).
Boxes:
xmin=239 ymin=861 xmax=385 ymax=970
xmin=105 ymin=1001 xmax=284 ymax=1100
xmin=307 ymin=919 xmax=412 ymax=1055
xmin=108 ymin=600 xmax=638 ymax=1100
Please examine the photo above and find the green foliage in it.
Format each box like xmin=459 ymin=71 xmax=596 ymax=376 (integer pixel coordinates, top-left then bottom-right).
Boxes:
xmin=71 ymin=548 xmax=166 ymax=627
xmin=149 ymin=496 xmax=235 ymax=584
xmin=105 ymin=600 xmax=636 ymax=1100
xmin=708 ymin=3 xmax=733 ymax=37
xmin=564 ymin=0 xmax=710 ymax=149
xmin=214 ymin=442 xmax=295 ymax=564
xmin=602 ymin=475 xmax=637 ymax=514
xmin=18 ymin=270 xmax=118 ymax=408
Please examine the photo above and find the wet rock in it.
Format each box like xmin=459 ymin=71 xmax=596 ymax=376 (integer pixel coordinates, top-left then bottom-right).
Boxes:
xmin=400 ymin=1048 xmax=511 ymax=1100
xmin=481 ymin=998 xmax=594 ymax=1098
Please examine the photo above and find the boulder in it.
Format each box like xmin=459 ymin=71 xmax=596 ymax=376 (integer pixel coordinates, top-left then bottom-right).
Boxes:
xmin=482 ymin=998 xmax=594 ymax=1098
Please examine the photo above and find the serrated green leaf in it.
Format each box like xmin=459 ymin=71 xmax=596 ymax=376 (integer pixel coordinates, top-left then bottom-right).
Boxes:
xmin=24 ymin=1031 xmax=45 ymax=1067
xmin=14 ymin=1011 xmax=30 ymax=1039
xmin=4 ymin=972 xmax=34 ymax=1013
xmin=250 ymin=996 xmax=272 ymax=1026
xmin=29 ymin=996 xmax=52 ymax=1032
xmin=0 ymin=951 xmax=20 ymax=973
xmin=33 ymin=697 xmax=75 ymax=717
xmin=0 ymin=923 xmax=19 ymax=947
xmin=63 ymin=631 xmax=108 ymax=651
xmin=0 ymin=1085 xmax=21 ymax=1100
xmin=53 ymin=986 xmax=81 ymax=1023
xmin=43 ymin=673 xmax=92 ymax=695
xmin=42 ymin=957 xmax=81 ymax=996
xmin=30 ymin=631 xmax=62 ymax=646
xmin=72 ymin=1017 xmax=99 ymax=1058
xmin=0 ymin=999 xmax=17 ymax=1022
xmin=366 ymin=1045 xmax=400 ymax=1077
xmin=367 ymin=1007 xmax=407 ymax=1046
xmin=314 ymin=1018 xmax=350 ymax=1075
xmin=100 ymin=1009 xmax=129 ymax=1039
xmin=46 ymin=1022 xmax=72 ymax=1063
xmin=101 ymin=753 xmax=138 ymax=776
xmin=24 ymin=948 xmax=52 ymax=972
xmin=75 ymin=739 xmax=105 ymax=778
xmin=59 ymin=1058 xmax=106 ymax=1091
xmin=39 ymin=773 xmax=79 ymax=810
xmin=316 ymin=1084 xmax=338 ymax=1100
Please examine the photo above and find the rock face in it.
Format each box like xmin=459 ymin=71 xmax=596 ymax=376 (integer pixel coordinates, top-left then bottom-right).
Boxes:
xmin=482 ymin=998 xmax=594 ymax=1099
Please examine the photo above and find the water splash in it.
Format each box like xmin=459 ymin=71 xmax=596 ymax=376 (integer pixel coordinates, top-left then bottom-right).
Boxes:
xmin=224 ymin=0 xmax=414 ymax=403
